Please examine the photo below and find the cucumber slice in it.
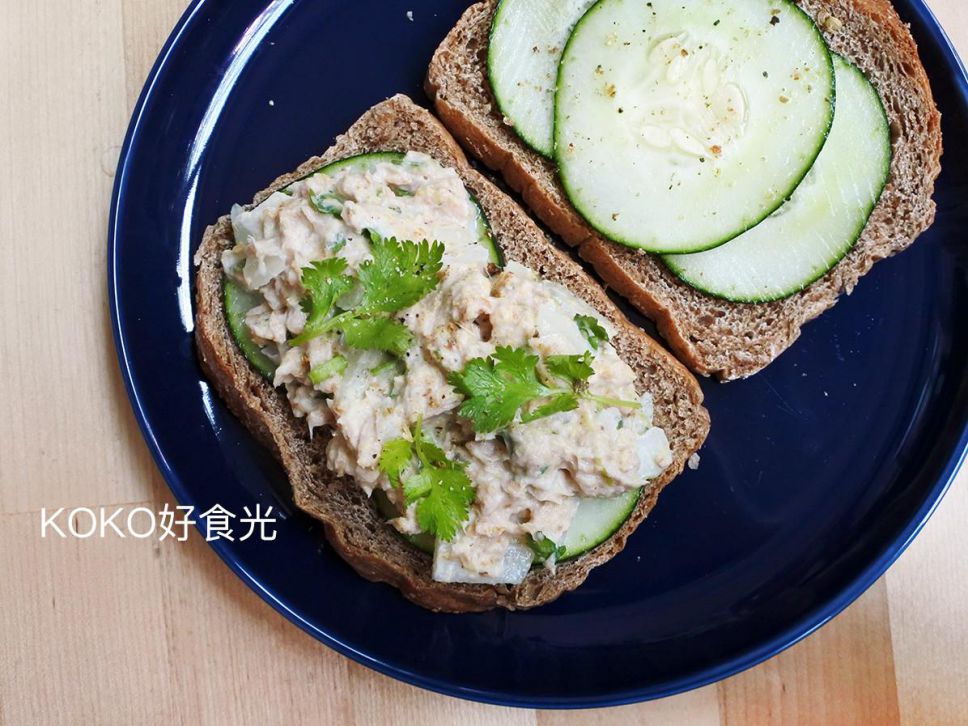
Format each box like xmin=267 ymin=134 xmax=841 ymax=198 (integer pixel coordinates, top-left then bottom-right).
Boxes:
xmin=555 ymin=0 xmax=835 ymax=253
xmin=488 ymin=0 xmax=596 ymax=157
xmin=223 ymin=152 xmax=503 ymax=377
xmin=224 ymin=278 xmax=277 ymax=379
xmin=470 ymin=192 xmax=504 ymax=267
xmin=374 ymin=486 xmax=641 ymax=563
xmin=662 ymin=56 xmax=891 ymax=302
xmin=301 ymin=150 xmax=405 ymax=179
xmin=559 ymin=488 xmax=640 ymax=560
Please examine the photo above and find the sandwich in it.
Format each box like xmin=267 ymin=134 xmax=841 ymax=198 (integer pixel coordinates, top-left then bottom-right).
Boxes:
xmin=194 ymin=95 xmax=710 ymax=612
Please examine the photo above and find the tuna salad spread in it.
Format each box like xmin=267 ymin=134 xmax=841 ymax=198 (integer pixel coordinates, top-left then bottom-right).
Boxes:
xmin=221 ymin=151 xmax=672 ymax=584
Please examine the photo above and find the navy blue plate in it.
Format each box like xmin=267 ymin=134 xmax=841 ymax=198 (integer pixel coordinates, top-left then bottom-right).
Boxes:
xmin=109 ymin=0 xmax=968 ymax=707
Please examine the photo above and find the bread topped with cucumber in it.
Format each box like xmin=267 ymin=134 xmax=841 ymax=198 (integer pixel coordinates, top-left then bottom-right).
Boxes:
xmin=427 ymin=0 xmax=942 ymax=380
xmin=194 ymin=95 xmax=709 ymax=612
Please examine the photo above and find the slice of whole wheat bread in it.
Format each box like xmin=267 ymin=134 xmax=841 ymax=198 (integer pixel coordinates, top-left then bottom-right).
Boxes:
xmin=426 ymin=0 xmax=943 ymax=380
xmin=194 ymin=95 xmax=709 ymax=612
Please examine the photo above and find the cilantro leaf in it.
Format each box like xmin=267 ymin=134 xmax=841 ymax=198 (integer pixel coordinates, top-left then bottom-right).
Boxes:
xmin=401 ymin=469 xmax=434 ymax=504
xmin=448 ymin=346 xmax=553 ymax=433
xmin=290 ymin=259 xmax=354 ymax=345
xmin=385 ymin=419 xmax=476 ymax=541
xmin=527 ymin=533 xmax=567 ymax=562
xmin=377 ymin=421 xmax=478 ymax=542
xmin=378 ymin=438 xmax=413 ymax=488
xmin=339 ymin=316 xmax=412 ymax=356
xmin=410 ymin=467 xmax=475 ymax=541
xmin=357 ymin=231 xmax=444 ymax=313
xmin=308 ymin=355 xmax=347 ymax=385
xmin=545 ymin=352 xmax=594 ymax=385
xmin=574 ymin=314 xmax=609 ymax=351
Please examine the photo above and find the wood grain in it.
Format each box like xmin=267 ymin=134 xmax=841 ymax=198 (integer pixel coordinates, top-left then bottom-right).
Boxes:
xmin=0 ymin=1 xmax=966 ymax=723
xmin=718 ymin=582 xmax=901 ymax=725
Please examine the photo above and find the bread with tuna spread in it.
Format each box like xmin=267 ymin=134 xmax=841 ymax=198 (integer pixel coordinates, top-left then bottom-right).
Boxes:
xmin=194 ymin=94 xmax=709 ymax=612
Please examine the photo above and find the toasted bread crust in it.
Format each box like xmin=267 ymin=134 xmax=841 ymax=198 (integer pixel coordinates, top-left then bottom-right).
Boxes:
xmin=426 ymin=0 xmax=943 ymax=380
xmin=194 ymin=95 xmax=709 ymax=612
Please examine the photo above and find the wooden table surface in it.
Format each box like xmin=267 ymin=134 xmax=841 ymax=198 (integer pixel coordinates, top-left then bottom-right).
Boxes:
xmin=2 ymin=1 xmax=966 ymax=723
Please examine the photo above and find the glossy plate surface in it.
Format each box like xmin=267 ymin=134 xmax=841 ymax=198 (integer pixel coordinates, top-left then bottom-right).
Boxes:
xmin=108 ymin=0 xmax=968 ymax=707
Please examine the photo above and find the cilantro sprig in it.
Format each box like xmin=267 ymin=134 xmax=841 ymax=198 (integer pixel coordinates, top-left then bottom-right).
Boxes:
xmin=378 ymin=419 xmax=476 ymax=541
xmin=290 ymin=231 xmax=444 ymax=354
xmin=290 ymin=258 xmax=355 ymax=346
xmin=354 ymin=231 xmax=444 ymax=313
xmin=527 ymin=532 xmax=567 ymax=563
xmin=574 ymin=314 xmax=609 ymax=351
xmin=448 ymin=346 xmax=640 ymax=434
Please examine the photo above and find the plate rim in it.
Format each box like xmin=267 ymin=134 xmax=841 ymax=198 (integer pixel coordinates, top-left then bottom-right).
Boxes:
xmin=107 ymin=0 xmax=968 ymax=708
